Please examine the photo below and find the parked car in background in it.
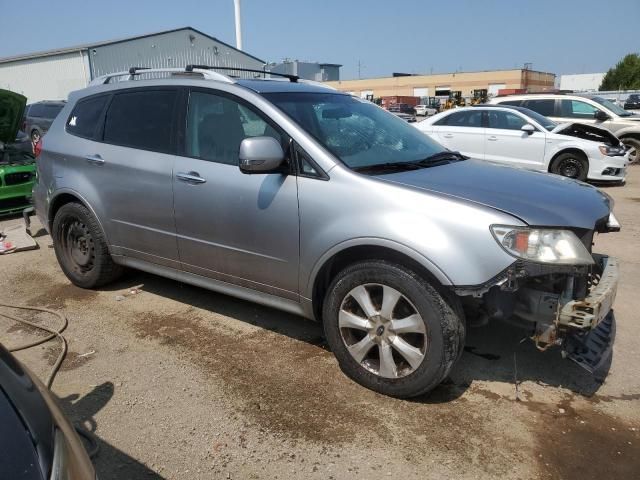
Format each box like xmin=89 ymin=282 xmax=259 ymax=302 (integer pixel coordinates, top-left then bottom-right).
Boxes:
xmin=489 ymin=93 xmax=640 ymax=163
xmin=35 ymin=66 xmax=620 ymax=397
xmin=0 ymin=88 xmax=36 ymax=215
xmin=388 ymin=103 xmax=416 ymax=122
xmin=624 ymin=94 xmax=640 ymax=110
xmin=0 ymin=344 xmax=96 ymax=480
xmin=415 ymin=105 xmax=628 ymax=182
xmin=23 ymin=100 xmax=66 ymax=143
xmin=415 ymin=104 xmax=438 ymax=116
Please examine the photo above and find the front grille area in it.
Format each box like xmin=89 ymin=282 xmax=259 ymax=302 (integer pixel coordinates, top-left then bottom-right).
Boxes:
xmin=3 ymin=172 xmax=34 ymax=186
xmin=0 ymin=196 xmax=30 ymax=211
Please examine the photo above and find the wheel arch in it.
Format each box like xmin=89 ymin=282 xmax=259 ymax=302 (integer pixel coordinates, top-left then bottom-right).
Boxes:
xmin=48 ymin=189 xmax=111 ymax=248
xmin=308 ymin=240 xmax=452 ymax=322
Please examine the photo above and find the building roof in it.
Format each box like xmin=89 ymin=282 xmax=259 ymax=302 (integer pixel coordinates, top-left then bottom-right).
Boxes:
xmin=0 ymin=27 xmax=265 ymax=65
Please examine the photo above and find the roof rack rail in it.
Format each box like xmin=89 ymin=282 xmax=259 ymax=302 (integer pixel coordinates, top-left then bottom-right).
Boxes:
xmin=88 ymin=67 xmax=235 ymax=86
xmin=186 ymin=64 xmax=299 ymax=82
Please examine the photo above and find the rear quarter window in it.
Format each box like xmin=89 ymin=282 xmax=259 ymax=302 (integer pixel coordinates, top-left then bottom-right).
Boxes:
xmin=522 ymin=99 xmax=555 ymax=117
xmin=103 ymin=89 xmax=177 ymax=154
xmin=67 ymin=95 xmax=109 ymax=139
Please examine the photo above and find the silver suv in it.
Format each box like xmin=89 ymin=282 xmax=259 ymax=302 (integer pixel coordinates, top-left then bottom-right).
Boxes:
xmin=34 ymin=66 xmax=620 ymax=398
xmin=489 ymin=93 xmax=640 ymax=163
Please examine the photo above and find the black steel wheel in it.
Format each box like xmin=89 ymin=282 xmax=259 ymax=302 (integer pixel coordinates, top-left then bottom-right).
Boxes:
xmin=52 ymin=202 xmax=123 ymax=288
xmin=551 ymin=152 xmax=588 ymax=181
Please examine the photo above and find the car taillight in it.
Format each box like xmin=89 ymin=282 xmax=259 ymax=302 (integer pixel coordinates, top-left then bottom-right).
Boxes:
xmin=34 ymin=138 xmax=42 ymax=157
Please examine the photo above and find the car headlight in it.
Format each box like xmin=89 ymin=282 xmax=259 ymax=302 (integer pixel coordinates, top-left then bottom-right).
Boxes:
xmin=598 ymin=144 xmax=625 ymax=156
xmin=490 ymin=226 xmax=594 ymax=265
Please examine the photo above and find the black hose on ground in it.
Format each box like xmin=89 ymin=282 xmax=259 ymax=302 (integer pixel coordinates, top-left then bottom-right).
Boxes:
xmin=0 ymin=302 xmax=99 ymax=458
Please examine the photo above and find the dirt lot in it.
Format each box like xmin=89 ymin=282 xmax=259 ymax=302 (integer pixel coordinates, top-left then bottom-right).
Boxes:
xmin=2 ymin=169 xmax=640 ymax=480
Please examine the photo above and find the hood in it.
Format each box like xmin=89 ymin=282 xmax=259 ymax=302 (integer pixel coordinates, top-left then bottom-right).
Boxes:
xmin=0 ymin=89 xmax=27 ymax=145
xmin=551 ymin=122 xmax=620 ymax=146
xmin=378 ymin=159 xmax=611 ymax=230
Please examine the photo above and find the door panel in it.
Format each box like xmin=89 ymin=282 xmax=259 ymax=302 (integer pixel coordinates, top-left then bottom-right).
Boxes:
xmin=484 ymin=110 xmax=546 ymax=168
xmin=173 ymin=90 xmax=299 ymax=299
xmin=432 ymin=110 xmax=485 ymax=158
xmin=64 ymin=89 xmax=179 ymax=266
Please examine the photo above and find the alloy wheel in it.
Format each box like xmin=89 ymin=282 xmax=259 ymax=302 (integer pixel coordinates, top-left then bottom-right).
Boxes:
xmin=339 ymin=283 xmax=427 ymax=378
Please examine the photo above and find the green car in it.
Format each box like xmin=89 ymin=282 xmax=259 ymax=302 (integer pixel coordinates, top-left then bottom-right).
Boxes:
xmin=0 ymin=89 xmax=36 ymax=215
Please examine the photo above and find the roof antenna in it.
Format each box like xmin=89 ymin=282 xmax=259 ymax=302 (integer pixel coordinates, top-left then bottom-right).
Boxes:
xmin=233 ymin=0 xmax=243 ymax=50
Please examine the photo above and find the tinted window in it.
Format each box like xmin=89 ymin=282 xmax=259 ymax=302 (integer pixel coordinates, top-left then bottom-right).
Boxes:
xmin=67 ymin=96 xmax=109 ymax=139
xmin=522 ymin=99 xmax=555 ymax=117
xmin=186 ymin=91 xmax=281 ymax=165
xmin=435 ymin=110 xmax=483 ymax=127
xmin=499 ymin=100 xmax=523 ymax=107
xmin=43 ymin=104 xmax=64 ymax=119
xmin=103 ymin=90 xmax=177 ymax=153
xmin=487 ymin=110 xmax=527 ymax=130
xmin=559 ymin=99 xmax=599 ymax=119
xmin=28 ymin=104 xmax=45 ymax=117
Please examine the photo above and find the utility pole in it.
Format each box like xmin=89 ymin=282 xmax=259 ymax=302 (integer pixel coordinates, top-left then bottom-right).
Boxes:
xmin=358 ymin=60 xmax=362 ymax=80
xmin=233 ymin=0 xmax=243 ymax=50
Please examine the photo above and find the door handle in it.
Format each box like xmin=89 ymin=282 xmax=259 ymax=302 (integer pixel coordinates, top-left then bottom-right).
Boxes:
xmin=487 ymin=136 xmax=498 ymax=141
xmin=176 ymin=171 xmax=207 ymax=184
xmin=85 ymin=154 xmax=105 ymax=165
xmin=443 ymin=134 xmax=454 ymax=138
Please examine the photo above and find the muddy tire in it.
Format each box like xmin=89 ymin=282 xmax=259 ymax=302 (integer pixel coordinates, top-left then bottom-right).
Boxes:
xmin=550 ymin=152 xmax=588 ymax=181
xmin=322 ymin=260 xmax=465 ymax=398
xmin=52 ymin=202 xmax=123 ymax=288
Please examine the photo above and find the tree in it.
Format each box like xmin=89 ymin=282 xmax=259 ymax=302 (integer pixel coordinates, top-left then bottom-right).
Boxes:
xmin=600 ymin=53 xmax=640 ymax=91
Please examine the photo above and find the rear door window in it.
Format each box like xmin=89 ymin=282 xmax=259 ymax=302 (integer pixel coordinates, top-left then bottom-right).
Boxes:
xmin=435 ymin=110 xmax=483 ymax=127
xmin=103 ymin=89 xmax=178 ymax=153
xmin=28 ymin=104 xmax=45 ymax=117
xmin=522 ymin=99 xmax=555 ymax=117
xmin=67 ymin=95 xmax=109 ymax=139
xmin=42 ymin=104 xmax=64 ymax=119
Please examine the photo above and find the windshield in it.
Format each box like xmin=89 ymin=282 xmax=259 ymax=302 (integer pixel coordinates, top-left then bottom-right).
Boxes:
xmin=519 ymin=108 xmax=557 ymax=131
xmin=262 ymin=92 xmax=445 ymax=169
xmin=590 ymin=96 xmax=633 ymax=117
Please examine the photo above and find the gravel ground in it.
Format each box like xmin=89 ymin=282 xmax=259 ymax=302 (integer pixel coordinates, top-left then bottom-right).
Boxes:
xmin=1 ymin=168 xmax=639 ymax=479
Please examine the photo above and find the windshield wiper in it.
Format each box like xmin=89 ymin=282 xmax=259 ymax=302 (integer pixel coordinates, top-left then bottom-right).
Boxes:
xmin=417 ymin=150 xmax=467 ymax=164
xmin=353 ymin=151 xmax=467 ymax=175
xmin=353 ymin=161 xmax=425 ymax=174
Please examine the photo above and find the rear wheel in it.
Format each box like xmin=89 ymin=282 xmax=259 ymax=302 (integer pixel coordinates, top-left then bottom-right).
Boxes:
xmin=550 ymin=152 xmax=588 ymax=181
xmin=322 ymin=260 xmax=465 ymax=398
xmin=52 ymin=203 xmax=123 ymax=288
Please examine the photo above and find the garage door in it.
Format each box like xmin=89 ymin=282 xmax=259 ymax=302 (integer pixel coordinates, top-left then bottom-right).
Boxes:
xmin=488 ymin=83 xmax=506 ymax=96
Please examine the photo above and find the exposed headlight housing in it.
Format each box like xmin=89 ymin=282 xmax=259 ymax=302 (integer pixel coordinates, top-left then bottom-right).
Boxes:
xmin=606 ymin=212 xmax=621 ymax=232
xmin=490 ymin=226 xmax=594 ymax=265
xmin=598 ymin=144 xmax=626 ymax=156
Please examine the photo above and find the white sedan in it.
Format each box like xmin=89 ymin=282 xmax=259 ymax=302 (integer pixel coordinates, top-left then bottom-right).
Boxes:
xmin=414 ymin=105 xmax=629 ymax=182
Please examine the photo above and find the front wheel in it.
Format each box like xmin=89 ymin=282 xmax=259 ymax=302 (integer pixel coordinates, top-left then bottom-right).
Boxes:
xmin=621 ymin=137 xmax=640 ymax=164
xmin=322 ymin=260 xmax=465 ymax=398
xmin=550 ymin=152 xmax=588 ymax=181
xmin=52 ymin=202 xmax=123 ymax=288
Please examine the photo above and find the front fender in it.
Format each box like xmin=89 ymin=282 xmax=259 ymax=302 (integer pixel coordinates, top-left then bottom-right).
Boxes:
xmin=304 ymin=237 xmax=453 ymax=299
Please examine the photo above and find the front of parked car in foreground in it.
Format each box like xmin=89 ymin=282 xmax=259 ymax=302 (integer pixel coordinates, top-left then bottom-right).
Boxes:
xmin=33 ymin=68 xmax=620 ymax=397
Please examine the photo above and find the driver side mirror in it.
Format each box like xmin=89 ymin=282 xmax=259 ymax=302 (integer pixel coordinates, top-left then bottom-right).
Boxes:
xmin=521 ymin=123 xmax=536 ymax=134
xmin=594 ymin=110 xmax=610 ymax=121
xmin=239 ymin=137 xmax=286 ymax=174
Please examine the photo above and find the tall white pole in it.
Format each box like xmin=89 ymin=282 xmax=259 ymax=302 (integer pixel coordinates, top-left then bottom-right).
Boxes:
xmin=234 ymin=0 xmax=243 ymax=50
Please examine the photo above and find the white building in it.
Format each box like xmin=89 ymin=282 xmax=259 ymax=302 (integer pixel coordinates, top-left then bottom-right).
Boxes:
xmin=558 ymin=73 xmax=605 ymax=92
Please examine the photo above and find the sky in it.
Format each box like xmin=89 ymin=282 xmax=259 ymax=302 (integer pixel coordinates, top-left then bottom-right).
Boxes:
xmin=0 ymin=0 xmax=638 ymax=80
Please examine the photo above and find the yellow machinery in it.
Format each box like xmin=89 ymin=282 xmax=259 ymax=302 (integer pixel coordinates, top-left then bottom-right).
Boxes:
xmin=443 ymin=91 xmax=465 ymax=110
xmin=471 ymin=89 xmax=488 ymax=105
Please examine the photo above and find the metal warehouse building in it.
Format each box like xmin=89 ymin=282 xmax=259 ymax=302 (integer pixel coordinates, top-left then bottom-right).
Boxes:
xmin=0 ymin=27 xmax=265 ymax=102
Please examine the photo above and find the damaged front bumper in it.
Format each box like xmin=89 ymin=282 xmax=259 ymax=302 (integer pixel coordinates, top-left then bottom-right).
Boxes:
xmin=461 ymin=254 xmax=619 ymax=374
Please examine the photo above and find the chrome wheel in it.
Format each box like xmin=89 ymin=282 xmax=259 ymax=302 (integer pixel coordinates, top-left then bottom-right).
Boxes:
xmin=339 ymin=283 xmax=427 ymax=378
